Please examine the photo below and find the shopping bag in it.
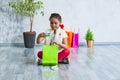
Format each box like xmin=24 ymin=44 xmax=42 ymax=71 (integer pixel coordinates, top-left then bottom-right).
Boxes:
xmin=72 ymin=33 xmax=79 ymax=48
xmin=42 ymin=45 xmax=58 ymax=65
xmin=66 ymin=31 xmax=73 ymax=48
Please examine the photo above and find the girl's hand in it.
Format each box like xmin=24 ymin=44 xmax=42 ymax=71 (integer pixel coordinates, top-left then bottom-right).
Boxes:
xmin=53 ymin=38 xmax=68 ymax=48
xmin=39 ymin=32 xmax=46 ymax=37
xmin=53 ymin=41 xmax=59 ymax=45
xmin=37 ymin=32 xmax=46 ymax=44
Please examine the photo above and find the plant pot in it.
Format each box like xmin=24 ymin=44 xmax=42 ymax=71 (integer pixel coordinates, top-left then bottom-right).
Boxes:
xmin=86 ymin=40 xmax=94 ymax=48
xmin=23 ymin=31 xmax=36 ymax=48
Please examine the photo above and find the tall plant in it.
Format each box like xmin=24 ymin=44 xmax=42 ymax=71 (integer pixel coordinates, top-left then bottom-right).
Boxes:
xmin=9 ymin=0 xmax=44 ymax=32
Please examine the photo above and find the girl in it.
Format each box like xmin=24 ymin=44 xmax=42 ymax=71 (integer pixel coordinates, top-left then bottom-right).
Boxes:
xmin=37 ymin=13 xmax=70 ymax=64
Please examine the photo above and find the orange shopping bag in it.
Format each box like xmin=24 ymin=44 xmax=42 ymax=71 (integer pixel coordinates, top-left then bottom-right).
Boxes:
xmin=66 ymin=31 xmax=73 ymax=48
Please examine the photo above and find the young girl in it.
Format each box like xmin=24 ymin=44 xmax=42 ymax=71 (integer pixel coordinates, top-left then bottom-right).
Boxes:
xmin=37 ymin=13 xmax=70 ymax=64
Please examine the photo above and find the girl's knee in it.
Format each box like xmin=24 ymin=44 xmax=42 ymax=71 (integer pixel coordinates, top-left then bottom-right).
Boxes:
xmin=64 ymin=48 xmax=70 ymax=55
xmin=37 ymin=51 xmax=42 ymax=58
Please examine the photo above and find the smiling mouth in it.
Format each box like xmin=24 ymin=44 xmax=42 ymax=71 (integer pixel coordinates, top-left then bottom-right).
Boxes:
xmin=52 ymin=27 xmax=57 ymax=30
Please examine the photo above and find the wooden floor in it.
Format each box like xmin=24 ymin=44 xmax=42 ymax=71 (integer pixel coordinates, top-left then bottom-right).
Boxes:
xmin=0 ymin=45 xmax=120 ymax=80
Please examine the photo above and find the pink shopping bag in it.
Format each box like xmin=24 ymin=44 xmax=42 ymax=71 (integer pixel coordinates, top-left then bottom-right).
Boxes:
xmin=72 ymin=33 xmax=79 ymax=48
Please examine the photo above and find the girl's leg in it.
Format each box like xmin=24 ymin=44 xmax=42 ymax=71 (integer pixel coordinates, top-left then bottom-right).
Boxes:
xmin=37 ymin=51 xmax=43 ymax=59
xmin=58 ymin=48 xmax=70 ymax=62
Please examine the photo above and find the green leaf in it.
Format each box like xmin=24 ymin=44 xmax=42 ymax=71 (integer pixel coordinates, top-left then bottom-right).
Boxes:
xmin=8 ymin=0 xmax=44 ymax=32
xmin=85 ymin=28 xmax=94 ymax=40
xmin=9 ymin=0 xmax=44 ymax=17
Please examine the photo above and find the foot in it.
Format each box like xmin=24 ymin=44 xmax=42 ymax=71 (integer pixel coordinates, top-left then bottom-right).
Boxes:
xmin=59 ymin=58 xmax=69 ymax=64
xmin=37 ymin=59 xmax=42 ymax=65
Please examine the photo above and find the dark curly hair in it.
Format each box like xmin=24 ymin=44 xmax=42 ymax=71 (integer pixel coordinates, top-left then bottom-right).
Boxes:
xmin=49 ymin=13 xmax=62 ymax=22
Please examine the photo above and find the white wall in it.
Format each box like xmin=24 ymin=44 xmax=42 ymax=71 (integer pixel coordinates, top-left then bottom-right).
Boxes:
xmin=1 ymin=0 xmax=120 ymax=43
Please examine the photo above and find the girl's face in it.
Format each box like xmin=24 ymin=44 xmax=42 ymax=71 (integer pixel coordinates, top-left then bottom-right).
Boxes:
xmin=50 ymin=17 xmax=61 ymax=30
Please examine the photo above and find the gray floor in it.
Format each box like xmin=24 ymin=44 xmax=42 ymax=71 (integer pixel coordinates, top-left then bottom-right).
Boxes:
xmin=0 ymin=45 xmax=120 ymax=80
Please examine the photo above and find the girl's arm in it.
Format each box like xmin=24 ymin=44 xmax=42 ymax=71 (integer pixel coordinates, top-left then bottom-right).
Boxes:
xmin=54 ymin=38 xmax=68 ymax=48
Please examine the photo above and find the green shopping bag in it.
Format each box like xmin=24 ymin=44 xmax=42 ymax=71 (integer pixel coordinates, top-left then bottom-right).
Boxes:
xmin=42 ymin=45 xmax=58 ymax=65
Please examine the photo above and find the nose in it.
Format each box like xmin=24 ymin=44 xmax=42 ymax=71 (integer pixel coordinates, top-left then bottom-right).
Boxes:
xmin=52 ymin=23 xmax=56 ymax=26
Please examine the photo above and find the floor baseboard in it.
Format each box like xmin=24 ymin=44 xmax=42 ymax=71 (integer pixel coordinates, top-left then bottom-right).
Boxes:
xmin=0 ymin=42 xmax=120 ymax=47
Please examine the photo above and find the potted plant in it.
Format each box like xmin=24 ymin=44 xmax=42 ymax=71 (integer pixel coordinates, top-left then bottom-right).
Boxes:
xmin=85 ymin=28 xmax=94 ymax=48
xmin=9 ymin=0 xmax=44 ymax=48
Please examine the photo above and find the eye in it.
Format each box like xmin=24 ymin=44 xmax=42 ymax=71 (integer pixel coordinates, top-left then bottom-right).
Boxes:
xmin=50 ymin=22 xmax=53 ymax=24
xmin=55 ymin=22 xmax=59 ymax=25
